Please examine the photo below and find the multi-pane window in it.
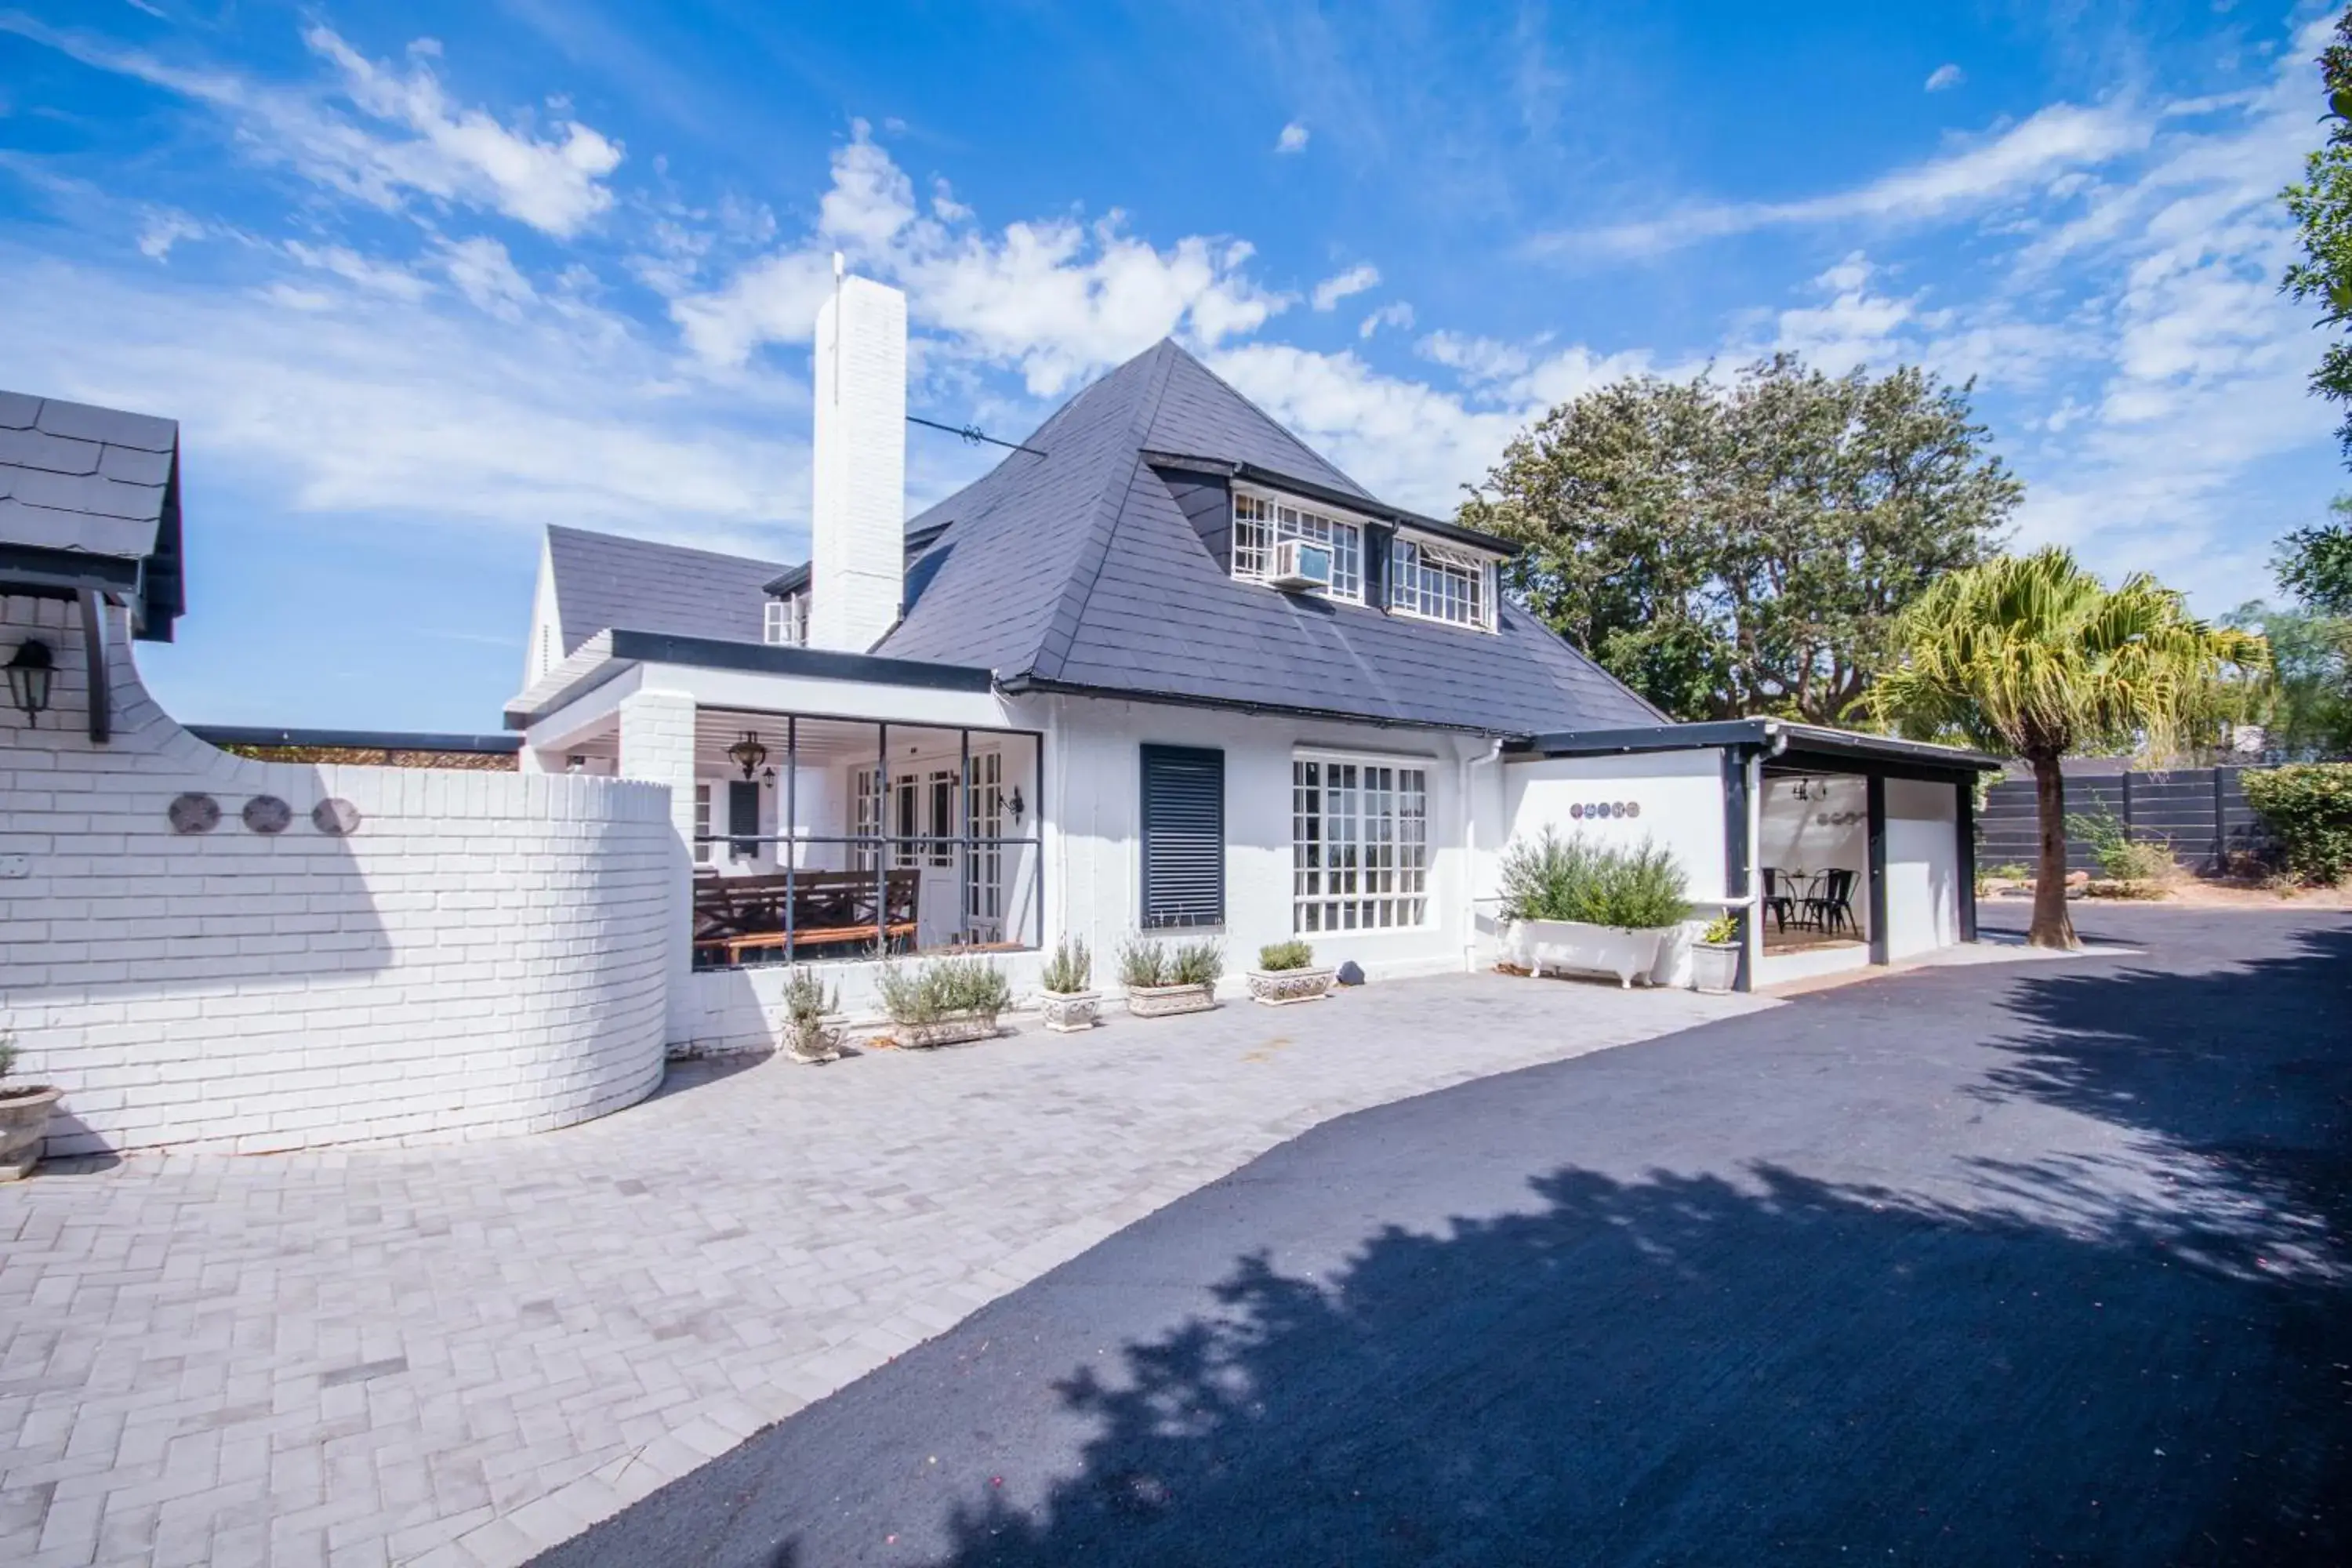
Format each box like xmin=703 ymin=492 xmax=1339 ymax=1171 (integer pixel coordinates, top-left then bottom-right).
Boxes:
xmin=1292 ymin=754 xmax=1430 ymax=932
xmin=851 ymin=766 xmax=883 ymax=872
xmin=1389 ymin=536 xmax=1496 ymax=630
xmin=692 ymin=784 xmax=712 ymax=865
xmin=764 ymin=593 xmax=808 ymax=646
xmin=965 ymin=750 xmax=1004 ymax=938
xmin=1232 ymin=492 xmax=1363 ymax=601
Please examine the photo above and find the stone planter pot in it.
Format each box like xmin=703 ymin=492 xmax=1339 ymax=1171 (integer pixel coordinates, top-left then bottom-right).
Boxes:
xmin=784 ymin=1013 xmax=849 ymax=1064
xmin=1688 ymin=941 xmax=1740 ymax=995
xmin=0 ymin=1086 xmax=61 ymax=1181
xmin=1247 ymin=966 xmax=1334 ymax=1006
xmin=1038 ymin=989 xmax=1101 ymax=1033
xmin=1125 ymin=982 xmax=1218 ymax=1018
xmin=1510 ymin=918 xmax=1671 ymax=989
xmin=891 ymin=1011 xmax=1002 ymax=1049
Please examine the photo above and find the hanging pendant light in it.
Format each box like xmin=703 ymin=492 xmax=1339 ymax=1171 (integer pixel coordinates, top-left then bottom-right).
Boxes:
xmin=728 ymin=730 xmax=768 ymax=780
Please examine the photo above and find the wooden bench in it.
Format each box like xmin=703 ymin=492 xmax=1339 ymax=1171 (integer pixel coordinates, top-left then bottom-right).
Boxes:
xmin=692 ymin=869 xmax=920 ymax=966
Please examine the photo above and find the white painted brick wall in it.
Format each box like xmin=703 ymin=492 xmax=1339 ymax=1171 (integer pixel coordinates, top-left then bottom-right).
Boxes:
xmin=0 ymin=593 xmax=677 ymax=1158
xmin=808 ymin=273 xmax=908 ymax=653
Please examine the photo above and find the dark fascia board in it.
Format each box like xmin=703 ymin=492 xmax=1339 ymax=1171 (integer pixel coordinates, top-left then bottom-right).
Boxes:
xmin=506 ymin=629 xmax=996 ymax=729
xmin=0 ymin=543 xmax=143 ymax=597
xmin=191 ymin=725 xmax=521 ymax=753
xmin=758 ymin=521 xmax=953 ymax=597
xmin=609 ymin=628 xmax=994 ymax=691
xmin=1140 ymin=452 xmax=1522 ymax=559
xmin=999 ymin=673 xmax=1514 ymax=737
xmin=1509 ymin=717 xmax=2005 ymax=776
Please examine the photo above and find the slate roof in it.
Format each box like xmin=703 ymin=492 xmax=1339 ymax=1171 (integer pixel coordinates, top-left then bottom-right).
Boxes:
xmin=544 ymin=524 xmax=786 ymax=655
xmin=0 ymin=389 xmax=185 ymax=640
xmin=875 ymin=339 xmax=1664 ymax=735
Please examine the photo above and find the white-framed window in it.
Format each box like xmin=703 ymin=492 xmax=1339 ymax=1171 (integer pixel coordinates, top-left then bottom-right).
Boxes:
xmin=966 ymin=750 xmax=1004 ymax=938
xmin=764 ymin=593 xmax=808 ymax=646
xmin=1291 ymin=753 xmax=1430 ymax=932
xmin=1389 ymin=535 xmax=1497 ymax=630
xmin=851 ymin=766 xmax=883 ymax=872
xmin=692 ymin=784 xmax=712 ymax=865
xmin=1233 ymin=490 xmax=1363 ymax=602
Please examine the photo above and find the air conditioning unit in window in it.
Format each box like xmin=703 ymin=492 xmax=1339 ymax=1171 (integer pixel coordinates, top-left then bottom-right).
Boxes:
xmin=1267 ymin=538 xmax=1334 ymax=592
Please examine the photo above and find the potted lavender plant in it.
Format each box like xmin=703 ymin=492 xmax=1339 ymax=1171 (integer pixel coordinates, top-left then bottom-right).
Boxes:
xmin=0 ymin=1032 xmax=60 ymax=1181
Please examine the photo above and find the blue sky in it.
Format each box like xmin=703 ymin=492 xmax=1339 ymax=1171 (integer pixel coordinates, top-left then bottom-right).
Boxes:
xmin=1 ymin=0 xmax=2342 ymax=728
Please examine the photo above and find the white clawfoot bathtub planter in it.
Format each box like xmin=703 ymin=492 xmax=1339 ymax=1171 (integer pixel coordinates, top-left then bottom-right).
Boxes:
xmin=1511 ymin=919 xmax=1670 ymax=989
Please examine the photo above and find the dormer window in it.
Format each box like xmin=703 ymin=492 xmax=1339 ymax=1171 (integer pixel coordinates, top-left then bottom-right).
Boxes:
xmin=764 ymin=592 xmax=808 ymax=646
xmin=1232 ymin=490 xmax=1363 ymax=602
xmin=1390 ymin=535 xmax=1497 ymax=631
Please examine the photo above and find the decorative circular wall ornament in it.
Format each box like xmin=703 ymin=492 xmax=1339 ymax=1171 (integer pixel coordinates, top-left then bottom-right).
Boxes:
xmin=1569 ymin=803 xmax=1585 ymax=819
xmin=1626 ymin=801 xmax=1641 ymax=818
xmin=311 ymin=797 xmax=362 ymax=836
xmin=168 ymin=792 xmax=221 ymax=834
xmin=241 ymin=794 xmax=293 ymax=834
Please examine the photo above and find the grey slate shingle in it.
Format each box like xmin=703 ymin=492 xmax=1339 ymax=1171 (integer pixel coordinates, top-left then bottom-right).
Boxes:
xmin=545 ymin=524 xmax=788 ymax=655
xmin=537 ymin=340 xmax=1661 ymax=737
xmin=877 ymin=339 xmax=1663 ymax=735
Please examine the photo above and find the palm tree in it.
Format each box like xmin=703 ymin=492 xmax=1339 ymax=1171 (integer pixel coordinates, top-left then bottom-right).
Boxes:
xmin=1870 ymin=548 xmax=2267 ymax=949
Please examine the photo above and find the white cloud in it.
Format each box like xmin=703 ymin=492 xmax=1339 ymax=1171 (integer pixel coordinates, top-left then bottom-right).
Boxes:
xmin=136 ymin=211 xmax=208 ymax=260
xmin=1926 ymin=64 xmax=1965 ymax=93
xmin=1359 ymin=300 xmax=1414 ymax=339
xmin=0 ymin=14 xmax=623 ymax=238
xmin=1543 ymin=102 xmax=2149 ymax=257
xmin=1276 ymin=121 xmax=1310 ymax=154
xmin=1309 ymin=262 xmax=1380 ymax=310
xmin=439 ymin=236 xmax=537 ymax=317
xmin=673 ymin=125 xmax=1290 ymax=395
xmin=1769 ymin=252 xmax=1927 ymax=373
xmin=285 ymin=241 xmax=431 ymax=300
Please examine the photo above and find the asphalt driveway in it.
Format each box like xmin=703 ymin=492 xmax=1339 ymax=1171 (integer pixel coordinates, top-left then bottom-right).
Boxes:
xmin=537 ymin=906 xmax=2352 ymax=1568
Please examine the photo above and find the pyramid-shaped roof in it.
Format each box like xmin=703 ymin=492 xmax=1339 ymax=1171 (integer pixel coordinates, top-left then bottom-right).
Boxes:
xmin=876 ymin=339 xmax=1662 ymax=735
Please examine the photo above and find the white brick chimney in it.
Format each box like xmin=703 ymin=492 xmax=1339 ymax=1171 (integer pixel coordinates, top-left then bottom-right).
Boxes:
xmin=807 ymin=260 xmax=908 ymax=653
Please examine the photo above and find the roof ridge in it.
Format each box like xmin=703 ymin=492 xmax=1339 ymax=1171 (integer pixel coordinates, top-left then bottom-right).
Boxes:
xmin=1025 ymin=343 xmax=1181 ymax=683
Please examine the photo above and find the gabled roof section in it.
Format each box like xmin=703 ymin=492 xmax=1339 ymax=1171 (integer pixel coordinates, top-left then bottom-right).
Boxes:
xmin=0 ymin=389 xmax=185 ymax=641
xmin=544 ymin=524 xmax=786 ymax=655
xmin=877 ymin=339 xmax=1664 ymax=735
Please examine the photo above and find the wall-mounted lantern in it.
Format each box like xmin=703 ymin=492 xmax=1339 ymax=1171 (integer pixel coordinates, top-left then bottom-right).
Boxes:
xmin=1008 ymin=785 xmax=1025 ymax=829
xmin=5 ymin=639 xmax=54 ymax=726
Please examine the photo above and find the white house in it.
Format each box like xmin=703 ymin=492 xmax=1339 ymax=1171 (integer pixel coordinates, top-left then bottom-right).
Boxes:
xmin=504 ymin=274 xmax=1999 ymax=1054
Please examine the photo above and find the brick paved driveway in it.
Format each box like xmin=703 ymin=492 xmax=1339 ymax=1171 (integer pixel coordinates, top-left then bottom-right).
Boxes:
xmin=0 ymin=972 xmax=1767 ymax=1568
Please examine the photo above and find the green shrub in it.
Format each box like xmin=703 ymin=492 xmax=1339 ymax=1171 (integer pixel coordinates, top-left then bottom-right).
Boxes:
xmin=2063 ymin=808 xmax=2176 ymax=883
xmin=1699 ymin=913 xmax=1739 ymax=946
xmin=2243 ymin=762 xmax=2352 ymax=883
xmin=1497 ymin=828 xmax=1691 ymax=929
xmin=875 ymin=956 xmax=1011 ymax=1024
xmin=1117 ymin=935 xmax=1223 ymax=989
xmin=1040 ymin=936 xmax=1092 ymax=993
xmin=0 ymin=1031 xmax=16 ymax=1084
xmin=778 ymin=969 xmax=839 ymax=1056
xmin=1257 ymin=939 xmax=1316 ymax=972
xmin=1117 ymin=936 xmax=1169 ymax=989
xmin=1989 ymin=862 xmax=2034 ymax=882
xmin=1171 ymin=938 xmax=1225 ymax=988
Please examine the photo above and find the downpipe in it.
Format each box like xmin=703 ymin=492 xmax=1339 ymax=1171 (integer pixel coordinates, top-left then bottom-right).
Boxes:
xmin=1461 ymin=738 xmax=1505 ymax=973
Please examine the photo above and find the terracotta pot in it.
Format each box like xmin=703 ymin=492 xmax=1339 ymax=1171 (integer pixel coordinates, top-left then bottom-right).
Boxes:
xmin=0 ymin=1086 xmax=61 ymax=1181
xmin=1246 ymin=967 xmax=1334 ymax=1006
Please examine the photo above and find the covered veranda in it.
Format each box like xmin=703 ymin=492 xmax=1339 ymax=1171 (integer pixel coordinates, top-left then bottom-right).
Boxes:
xmin=506 ymin=630 xmax=1047 ymax=1051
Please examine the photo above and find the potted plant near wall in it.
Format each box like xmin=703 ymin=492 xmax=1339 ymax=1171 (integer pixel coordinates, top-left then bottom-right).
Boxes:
xmin=877 ymin=956 xmax=1012 ymax=1049
xmin=1247 ymin=939 xmax=1336 ymax=1005
xmin=1036 ymin=937 xmax=1100 ymax=1033
xmin=779 ymin=968 xmax=848 ymax=1064
xmin=0 ymin=1031 xmax=60 ymax=1181
xmin=1499 ymin=828 xmax=1692 ymax=988
xmin=1689 ymin=913 xmax=1740 ymax=995
xmin=1120 ymin=935 xmax=1223 ymax=1017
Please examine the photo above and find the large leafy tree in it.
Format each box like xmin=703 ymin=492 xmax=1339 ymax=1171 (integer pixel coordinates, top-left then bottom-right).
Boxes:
xmin=2282 ymin=9 xmax=2352 ymax=460
xmin=1871 ymin=549 xmax=2268 ymax=949
xmin=2276 ymin=498 xmax=2352 ymax=615
xmin=1461 ymin=354 xmax=2020 ymax=723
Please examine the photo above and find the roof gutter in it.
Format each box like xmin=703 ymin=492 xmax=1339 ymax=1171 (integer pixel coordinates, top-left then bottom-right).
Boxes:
xmin=996 ymin=672 xmax=1526 ymax=739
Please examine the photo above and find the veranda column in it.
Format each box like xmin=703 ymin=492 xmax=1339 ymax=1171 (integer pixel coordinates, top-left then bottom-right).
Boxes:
xmin=619 ymin=686 xmax=699 ymax=1049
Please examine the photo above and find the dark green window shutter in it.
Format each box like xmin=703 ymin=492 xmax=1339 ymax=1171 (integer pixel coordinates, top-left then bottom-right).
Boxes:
xmin=728 ymin=779 xmax=760 ymax=860
xmin=1140 ymin=745 xmax=1224 ymax=928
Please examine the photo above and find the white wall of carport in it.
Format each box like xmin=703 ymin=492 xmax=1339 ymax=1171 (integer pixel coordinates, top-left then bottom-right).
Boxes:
xmin=1883 ymin=777 xmax=1962 ymax=960
xmin=1497 ymin=749 xmax=1731 ymax=985
xmin=1045 ymin=694 xmax=1487 ymax=992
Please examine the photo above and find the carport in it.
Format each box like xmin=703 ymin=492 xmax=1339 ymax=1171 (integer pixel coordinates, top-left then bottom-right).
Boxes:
xmin=1503 ymin=720 xmax=2005 ymax=992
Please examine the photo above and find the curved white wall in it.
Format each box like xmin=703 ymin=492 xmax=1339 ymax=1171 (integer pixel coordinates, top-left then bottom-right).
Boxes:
xmin=0 ymin=594 xmax=676 ymax=1157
